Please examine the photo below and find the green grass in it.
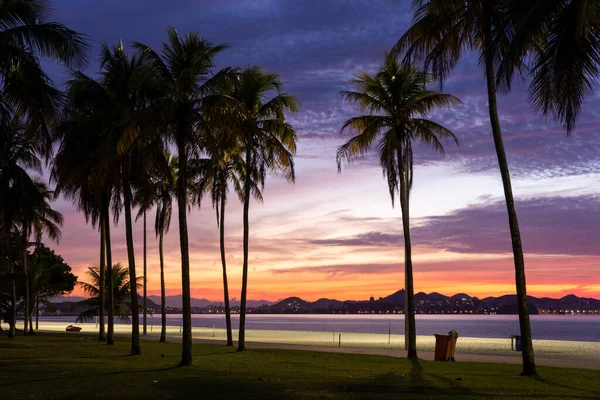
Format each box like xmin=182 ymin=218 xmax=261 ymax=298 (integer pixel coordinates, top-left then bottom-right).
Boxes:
xmin=0 ymin=333 xmax=599 ymax=399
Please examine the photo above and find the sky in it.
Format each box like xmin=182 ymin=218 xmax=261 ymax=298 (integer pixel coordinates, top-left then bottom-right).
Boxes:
xmin=42 ymin=0 xmax=600 ymax=302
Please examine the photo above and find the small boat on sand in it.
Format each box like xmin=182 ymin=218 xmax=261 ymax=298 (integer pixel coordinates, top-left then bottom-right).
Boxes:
xmin=65 ymin=325 xmax=82 ymax=332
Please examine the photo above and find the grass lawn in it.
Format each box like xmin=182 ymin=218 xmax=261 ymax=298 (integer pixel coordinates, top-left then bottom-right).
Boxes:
xmin=0 ymin=333 xmax=599 ymax=399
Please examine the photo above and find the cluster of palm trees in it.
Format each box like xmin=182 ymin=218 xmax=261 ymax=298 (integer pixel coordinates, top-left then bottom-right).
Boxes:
xmin=337 ymin=0 xmax=600 ymax=376
xmin=1 ymin=1 xmax=298 ymax=366
xmin=53 ymin=29 xmax=298 ymax=364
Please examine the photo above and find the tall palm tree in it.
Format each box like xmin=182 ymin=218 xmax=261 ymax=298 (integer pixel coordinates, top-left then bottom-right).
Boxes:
xmin=222 ymin=66 xmax=298 ymax=352
xmin=55 ymin=42 xmax=151 ymax=355
xmin=135 ymin=179 xmax=155 ymax=338
xmin=394 ymin=0 xmax=537 ymax=375
xmin=336 ymin=55 xmax=459 ymax=359
xmin=1 ymin=5 xmax=86 ymax=325
xmin=196 ymin=128 xmax=244 ymax=347
xmin=74 ymin=263 xmax=143 ymax=323
xmin=154 ymin=151 xmax=177 ymax=343
xmin=133 ymin=133 xmax=170 ymax=338
xmin=1 ymin=113 xmax=64 ymax=337
xmin=52 ymin=71 xmax=122 ymax=345
xmin=0 ymin=114 xmax=36 ymax=339
xmin=134 ymin=27 xmax=234 ymax=365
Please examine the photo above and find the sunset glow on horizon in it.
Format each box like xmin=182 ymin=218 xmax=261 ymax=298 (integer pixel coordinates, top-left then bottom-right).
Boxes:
xmin=44 ymin=0 xmax=600 ymax=302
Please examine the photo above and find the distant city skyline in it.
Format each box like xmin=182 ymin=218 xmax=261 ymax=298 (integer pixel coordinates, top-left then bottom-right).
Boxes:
xmin=45 ymin=0 xmax=600 ymax=301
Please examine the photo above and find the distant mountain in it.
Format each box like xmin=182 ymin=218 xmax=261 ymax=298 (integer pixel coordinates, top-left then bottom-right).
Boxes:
xmin=312 ymin=298 xmax=344 ymax=311
xmin=270 ymin=297 xmax=312 ymax=313
xmin=147 ymin=295 xmax=274 ymax=309
xmin=48 ymin=295 xmax=87 ymax=303
xmin=231 ymin=299 xmax=275 ymax=308
xmin=254 ymin=292 xmax=600 ymax=315
xmin=449 ymin=293 xmax=473 ymax=302
xmin=49 ymin=292 xmax=600 ymax=315
xmin=378 ymin=289 xmax=405 ymax=307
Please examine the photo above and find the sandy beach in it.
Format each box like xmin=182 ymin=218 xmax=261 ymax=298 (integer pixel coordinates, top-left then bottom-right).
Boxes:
xmin=30 ymin=320 xmax=600 ymax=369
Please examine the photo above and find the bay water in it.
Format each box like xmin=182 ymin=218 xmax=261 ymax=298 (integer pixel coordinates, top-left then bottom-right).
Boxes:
xmin=39 ymin=314 xmax=600 ymax=342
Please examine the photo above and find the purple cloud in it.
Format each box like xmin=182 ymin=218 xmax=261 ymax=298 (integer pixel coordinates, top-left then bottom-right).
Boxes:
xmin=308 ymin=195 xmax=600 ymax=256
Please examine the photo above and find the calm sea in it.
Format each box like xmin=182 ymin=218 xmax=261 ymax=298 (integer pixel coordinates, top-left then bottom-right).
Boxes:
xmin=39 ymin=314 xmax=600 ymax=342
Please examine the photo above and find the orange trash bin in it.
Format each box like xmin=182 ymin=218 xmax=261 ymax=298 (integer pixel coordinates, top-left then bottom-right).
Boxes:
xmin=434 ymin=334 xmax=451 ymax=361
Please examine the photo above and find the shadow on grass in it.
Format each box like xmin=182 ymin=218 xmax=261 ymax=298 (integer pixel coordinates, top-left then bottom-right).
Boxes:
xmin=534 ymin=375 xmax=600 ymax=397
xmin=157 ymin=375 xmax=303 ymax=400
xmin=337 ymin=358 xmax=470 ymax=397
xmin=0 ymin=365 xmax=182 ymax=388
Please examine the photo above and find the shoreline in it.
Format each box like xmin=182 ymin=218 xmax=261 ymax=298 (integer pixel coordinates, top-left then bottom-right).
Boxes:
xmin=31 ymin=321 xmax=600 ymax=364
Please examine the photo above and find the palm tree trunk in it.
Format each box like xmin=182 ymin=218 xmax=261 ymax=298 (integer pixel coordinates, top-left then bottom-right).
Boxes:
xmin=22 ymin=229 xmax=29 ymax=336
xmin=159 ymin=229 xmax=167 ymax=343
xmin=483 ymin=28 xmax=536 ymax=376
xmin=98 ymin=212 xmax=106 ymax=341
xmin=398 ymin=149 xmax=417 ymax=359
xmin=35 ymin=298 xmax=39 ymax=330
xmin=8 ymin=263 xmax=16 ymax=338
xmin=177 ymin=136 xmax=192 ymax=366
xmin=105 ymin=208 xmax=115 ymax=345
xmin=123 ymin=158 xmax=141 ymax=355
xmin=28 ymin=304 xmax=33 ymax=334
xmin=238 ymin=145 xmax=252 ymax=352
xmin=219 ymin=196 xmax=233 ymax=346
xmin=143 ymin=210 xmax=147 ymax=336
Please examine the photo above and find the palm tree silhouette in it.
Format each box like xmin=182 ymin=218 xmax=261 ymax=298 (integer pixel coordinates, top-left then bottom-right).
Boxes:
xmin=55 ymin=42 xmax=151 ymax=354
xmin=153 ymin=151 xmax=177 ymax=343
xmin=15 ymin=180 xmax=63 ymax=336
xmin=337 ymin=55 xmax=459 ymax=359
xmin=196 ymin=126 xmax=245 ymax=347
xmin=74 ymin=263 xmax=143 ymax=324
xmin=394 ymin=0 xmax=537 ymax=374
xmin=135 ymin=27 xmax=235 ymax=365
xmin=0 ymin=0 xmax=88 ymax=162
xmin=221 ymin=66 xmax=298 ymax=351
xmin=500 ymin=0 xmax=600 ymax=133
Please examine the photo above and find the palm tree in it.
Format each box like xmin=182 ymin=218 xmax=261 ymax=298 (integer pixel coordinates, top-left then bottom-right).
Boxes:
xmin=134 ymin=27 xmax=234 ymax=365
xmin=394 ymin=0 xmax=537 ymax=375
xmin=1 ymin=114 xmax=42 ymax=251
xmin=1 ymin=113 xmax=65 ymax=336
xmin=1 ymin=5 xmax=86 ymax=326
xmin=336 ymin=55 xmax=459 ymax=359
xmin=15 ymin=180 xmax=63 ymax=336
xmin=101 ymin=45 xmax=149 ymax=355
xmin=196 ymin=128 xmax=244 ymax=347
xmin=133 ymin=135 xmax=171 ymax=338
xmin=0 ymin=232 xmax=20 ymax=337
xmin=153 ymin=151 xmax=177 ymax=343
xmin=52 ymin=72 xmax=123 ymax=345
xmin=221 ymin=66 xmax=298 ymax=351
xmin=499 ymin=0 xmax=600 ymax=134
xmin=55 ymin=42 xmax=151 ymax=354
xmin=135 ymin=177 xmax=155 ymax=338
xmin=0 ymin=0 xmax=88 ymax=161
xmin=74 ymin=263 xmax=143 ymax=323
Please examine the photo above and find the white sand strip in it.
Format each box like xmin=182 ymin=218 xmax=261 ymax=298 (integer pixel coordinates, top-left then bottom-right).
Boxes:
xmin=34 ymin=321 xmax=600 ymax=365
